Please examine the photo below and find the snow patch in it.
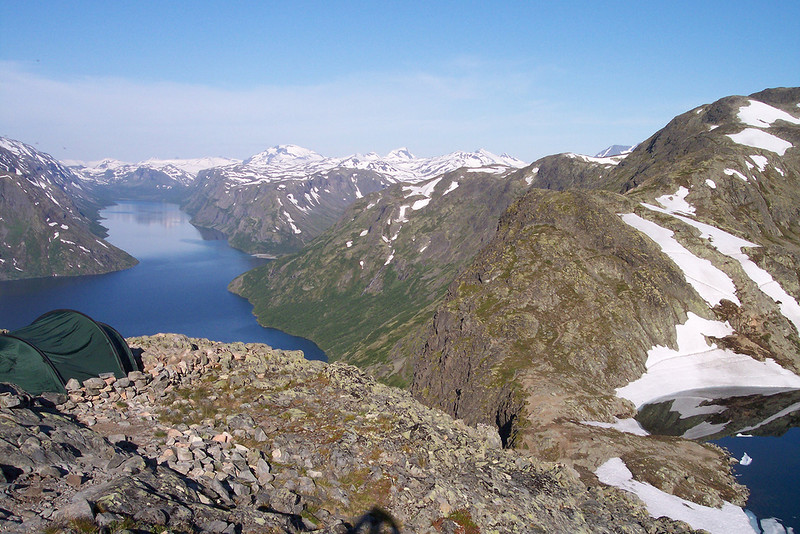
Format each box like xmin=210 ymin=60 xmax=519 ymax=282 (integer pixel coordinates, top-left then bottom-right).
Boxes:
xmin=581 ymin=418 xmax=649 ymax=436
xmin=651 ymin=209 xmax=800 ymax=333
xmin=737 ymin=100 xmax=800 ymax=128
xmin=346 ymin=241 xmax=353 ymax=248
xmin=725 ymin=168 xmax=748 ymax=181
xmin=403 ymin=177 xmax=442 ymax=200
xmin=411 ymin=198 xmax=431 ymax=211
xmin=616 ymin=313 xmax=800 ymax=408
xmin=621 ymin=213 xmax=739 ymax=306
xmin=565 ymin=153 xmax=625 ymax=166
xmin=359 ymin=229 xmax=369 ymax=237
xmin=595 ymin=458 xmax=754 ymax=534
xmin=727 ymin=128 xmax=793 ymax=156
xmin=442 ymin=181 xmax=459 ymax=196
xmin=705 ymin=179 xmax=717 ymax=189
xmin=397 ymin=205 xmax=410 ymax=223
xmin=749 ymin=155 xmax=768 ymax=172
xmin=384 ymin=251 xmax=394 ymax=265
xmin=655 ymin=186 xmax=695 ymax=216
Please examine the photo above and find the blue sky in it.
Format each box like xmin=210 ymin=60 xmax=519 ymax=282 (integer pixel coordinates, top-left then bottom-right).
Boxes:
xmin=1 ymin=1 xmax=798 ymax=163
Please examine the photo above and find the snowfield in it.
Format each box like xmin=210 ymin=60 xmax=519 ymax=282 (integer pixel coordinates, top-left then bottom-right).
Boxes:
xmin=615 ymin=312 xmax=800 ymax=408
xmin=727 ymin=128 xmax=793 ymax=156
xmin=596 ymin=458 xmax=755 ymax=534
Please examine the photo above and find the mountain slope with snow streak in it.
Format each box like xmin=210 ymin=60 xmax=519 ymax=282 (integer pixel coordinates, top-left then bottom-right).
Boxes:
xmin=184 ymin=145 xmax=526 ymax=255
xmin=0 ymin=137 xmax=137 ymax=280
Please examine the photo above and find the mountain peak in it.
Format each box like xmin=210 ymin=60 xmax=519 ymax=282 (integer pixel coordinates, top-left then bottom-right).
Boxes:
xmin=595 ymin=145 xmax=635 ymax=158
xmin=386 ymin=147 xmax=415 ymax=161
xmin=244 ymin=144 xmax=324 ymax=167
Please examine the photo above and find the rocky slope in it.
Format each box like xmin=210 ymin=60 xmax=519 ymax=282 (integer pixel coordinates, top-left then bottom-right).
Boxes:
xmin=184 ymin=145 xmax=526 ymax=256
xmin=0 ymin=334 xmax=698 ymax=533
xmin=409 ymin=87 xmax=800 ymax=504
xmin=0 ymin=138 xmax=137 ymax=280
xmin=225 ymin=88 xmax=800 ymax=525
xmin=230 ymin=166 xmax=532 ymax=384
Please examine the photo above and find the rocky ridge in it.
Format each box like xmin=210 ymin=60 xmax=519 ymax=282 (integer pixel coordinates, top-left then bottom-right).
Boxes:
xmin=231 ymin=167 xmax=532 ymax=383
xmin=0 ymin=334 xmax=696 ymax=533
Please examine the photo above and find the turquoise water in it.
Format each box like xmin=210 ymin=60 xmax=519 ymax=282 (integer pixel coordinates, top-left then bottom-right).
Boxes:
xmin=0 ymin=201 xmax=326 ymax=361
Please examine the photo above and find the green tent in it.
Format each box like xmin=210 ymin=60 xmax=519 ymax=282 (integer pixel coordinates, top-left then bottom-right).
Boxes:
xmin=0 ymin=309 xmax=140 ymax=395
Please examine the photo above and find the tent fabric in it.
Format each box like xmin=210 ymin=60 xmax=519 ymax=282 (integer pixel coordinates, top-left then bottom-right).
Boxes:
xmin=0 ymin=335 xmax=66 ymax=395
xmin=0 ymin=309 xmax=139 ymax=395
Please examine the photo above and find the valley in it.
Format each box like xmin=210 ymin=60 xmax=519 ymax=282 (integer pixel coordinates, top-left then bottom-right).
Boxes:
xmin=2 ymin=86 xmax=800 ymax=532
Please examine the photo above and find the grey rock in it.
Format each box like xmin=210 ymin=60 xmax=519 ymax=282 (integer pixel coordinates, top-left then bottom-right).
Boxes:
xmin=57 ymin=496 xmax=94 ymax=521
xmin=83 ymin=377 xmax=106 ymax=390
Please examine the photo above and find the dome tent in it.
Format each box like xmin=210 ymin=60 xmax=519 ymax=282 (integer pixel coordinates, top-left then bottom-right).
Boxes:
xmin=0 ymin=309 xmax=139 ymax=395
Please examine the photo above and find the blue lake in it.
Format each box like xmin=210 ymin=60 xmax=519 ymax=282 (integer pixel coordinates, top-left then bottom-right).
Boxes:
xmin=0 ymin=201 xmax=326 ymax=360
xmin=637 ymin=388 xmax=799 ymax=532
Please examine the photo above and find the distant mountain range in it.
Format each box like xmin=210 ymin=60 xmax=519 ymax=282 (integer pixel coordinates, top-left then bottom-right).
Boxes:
xmin=182 ymin=145 xmax=527 ymax=255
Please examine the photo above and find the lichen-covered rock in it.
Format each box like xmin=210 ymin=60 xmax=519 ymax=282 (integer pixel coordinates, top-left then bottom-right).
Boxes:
xmin=0 ymin=334 xmax=700 ymax=532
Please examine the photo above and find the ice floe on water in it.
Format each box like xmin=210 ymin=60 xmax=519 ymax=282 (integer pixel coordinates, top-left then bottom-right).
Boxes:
xmin=595 ymin=457 xmax=755 ymax=534
xmin=740 ymin=452 xmax=753 ymax=466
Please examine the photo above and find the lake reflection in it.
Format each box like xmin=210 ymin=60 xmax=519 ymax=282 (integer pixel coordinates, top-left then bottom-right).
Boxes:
xmin=636 ymin=388 xmax=800 ymax=531
xmin=0 ymin=201 xmax=326 ymax=361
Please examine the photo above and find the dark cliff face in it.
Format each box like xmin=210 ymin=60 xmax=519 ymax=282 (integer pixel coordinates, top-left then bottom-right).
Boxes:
xmin=0 ymin=138 xmax=137 ymax=280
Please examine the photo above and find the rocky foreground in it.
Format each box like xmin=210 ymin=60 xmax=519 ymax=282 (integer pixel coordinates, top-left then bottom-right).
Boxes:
xmin=0 ymin=334 xmax=698 ymax=533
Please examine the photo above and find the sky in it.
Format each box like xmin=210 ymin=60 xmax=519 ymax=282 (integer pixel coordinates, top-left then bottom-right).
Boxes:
xmin=1 ymin=1 xmax=798 ymax=163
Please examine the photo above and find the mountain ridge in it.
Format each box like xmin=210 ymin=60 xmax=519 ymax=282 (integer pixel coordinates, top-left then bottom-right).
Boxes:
xmin=0 ymin=137 xmax=138 ymax=280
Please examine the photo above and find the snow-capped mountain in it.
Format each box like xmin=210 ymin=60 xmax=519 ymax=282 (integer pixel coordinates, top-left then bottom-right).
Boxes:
xmin=69 ymin=156 xmax=240 ymax=201
xmin=184 ymin=145 xmax=527 ymax=256
xmin=218 ymin=144 xmax=526 ymax=185
xmin=0 ymin=137 xmax=137 ymax=280
xmin=594 ymin=144 xmax=635 ymax=158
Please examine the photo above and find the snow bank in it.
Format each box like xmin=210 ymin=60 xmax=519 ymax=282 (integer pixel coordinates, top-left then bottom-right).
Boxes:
xmin=581 ymin=418 xmax=649 ymax=436
xmin=725 ymin=168 xmax=749 ymax=181
xmin=595 ymin=457 xmax=755 ymax=534
xmin=620 ymin=213 xmax=739 ymax=306
xmin=655 ymin=186 xmax=695 ymax=215
xmin=749 ymin=155 xmax=768 ymax=172
xmin=654 ymin=210 xmax=800 ymax=333
xmin=616 ymin=313 xmax=800 ymax=408
xmin=727 ymin=129 xmax=793 ymax=156
xmin=737 ymin=100 xmax=800 ymax=128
